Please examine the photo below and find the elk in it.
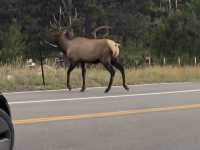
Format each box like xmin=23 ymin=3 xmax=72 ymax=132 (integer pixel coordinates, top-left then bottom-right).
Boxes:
xmin=48 ymin=4 xmax=129 ymax=93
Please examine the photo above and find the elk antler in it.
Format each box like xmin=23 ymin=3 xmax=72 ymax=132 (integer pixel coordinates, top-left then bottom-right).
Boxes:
xmin=92 ymin=25 xmax=112 ymax=39
xmin=49 ymin=13 xmax=63 ymax=31
xmin=61 ymin=0 xmax=78 ymax=28
xmin=49 ymin=0 xmax=78 ymax=32
xmin=69 ymin=8 xmax=77 ymax=27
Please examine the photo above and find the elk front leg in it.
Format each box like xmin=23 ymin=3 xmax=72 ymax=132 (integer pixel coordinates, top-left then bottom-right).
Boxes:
xmin=103 ymin=63 xmax=115 ymax=93
xmin=67 ymin=63 xmax=77 ymax=91
xmin=80 ymin=62 xmax=86 ymax=92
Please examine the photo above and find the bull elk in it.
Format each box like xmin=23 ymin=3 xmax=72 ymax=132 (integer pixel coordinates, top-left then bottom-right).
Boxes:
xmin=48 ymin=4 xmax=129 ymax=93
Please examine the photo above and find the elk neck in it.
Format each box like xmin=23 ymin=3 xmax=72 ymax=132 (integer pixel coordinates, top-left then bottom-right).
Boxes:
xmin=58 ymin=32 xmax=72 ymax=52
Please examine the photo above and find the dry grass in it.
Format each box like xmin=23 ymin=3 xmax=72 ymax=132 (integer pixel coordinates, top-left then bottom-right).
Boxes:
xmin=1 ymin=64 xmax=200 ymax=92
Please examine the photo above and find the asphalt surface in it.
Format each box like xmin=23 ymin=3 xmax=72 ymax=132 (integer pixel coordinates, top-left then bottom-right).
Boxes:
xmin=3 ymin=82 xmax=200 ymax=150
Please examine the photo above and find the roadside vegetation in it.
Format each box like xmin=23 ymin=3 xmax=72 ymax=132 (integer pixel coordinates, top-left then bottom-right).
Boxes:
xmin=1 ymin=64 xmax=200 ymax=92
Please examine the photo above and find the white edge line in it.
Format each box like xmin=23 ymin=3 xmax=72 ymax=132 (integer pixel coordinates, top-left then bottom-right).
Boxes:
xmin=9 ymin=89 xmax=200 ymax=105
xmin=3 ymin=82 xmax=195 ymax=95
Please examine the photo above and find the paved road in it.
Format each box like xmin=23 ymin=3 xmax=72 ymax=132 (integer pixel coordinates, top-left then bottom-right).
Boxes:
xmin=4 ymin=82 xmax=200 ymax=150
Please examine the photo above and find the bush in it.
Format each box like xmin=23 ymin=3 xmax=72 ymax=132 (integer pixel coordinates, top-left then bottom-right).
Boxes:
xmin=119 ymin=47 xmax=148 ymax=67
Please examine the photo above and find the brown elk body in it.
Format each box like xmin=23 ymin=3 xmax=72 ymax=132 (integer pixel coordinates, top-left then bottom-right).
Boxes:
xmin=48 ymin=1 xmax=128 ymax=92
xmin=52 ymin=31 xmax=129 ymax=93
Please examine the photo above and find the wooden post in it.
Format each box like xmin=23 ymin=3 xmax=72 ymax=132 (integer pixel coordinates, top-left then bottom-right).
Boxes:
xmin=148 ymin=57 xmax=151 ymax=66
xmin=39 ymin=41 xmax=46 ymax=87
xmin=163 ymin=57 xmax=166 ymax=65
xmin=194 ymin=56 xmax=197 ymax=66
xmin=40 ymin=49 xmax=46 ymax=87
xmin=178 ymin=57 xmax=181 ymax=66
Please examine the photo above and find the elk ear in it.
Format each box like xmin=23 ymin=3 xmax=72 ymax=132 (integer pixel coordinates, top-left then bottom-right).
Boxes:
xmin=50 ymin=31 xmax=60 ymax=42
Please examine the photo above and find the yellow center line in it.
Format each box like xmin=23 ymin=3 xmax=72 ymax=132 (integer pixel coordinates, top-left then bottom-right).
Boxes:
xmin=14 ymin=104 xmax=200 ymax=125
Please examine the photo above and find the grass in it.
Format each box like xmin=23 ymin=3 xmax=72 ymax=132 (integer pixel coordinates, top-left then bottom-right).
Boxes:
xmin=1 ymin=64 xmax=200 ymax=92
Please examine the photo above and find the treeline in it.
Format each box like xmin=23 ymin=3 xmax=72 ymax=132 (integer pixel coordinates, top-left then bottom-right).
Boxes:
xmin=0 ymin=0 xmax=200 ymax=66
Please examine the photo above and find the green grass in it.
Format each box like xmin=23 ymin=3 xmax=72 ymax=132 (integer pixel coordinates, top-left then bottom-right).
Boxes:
xmin=1 ymin=64 xmax=200 ymax=92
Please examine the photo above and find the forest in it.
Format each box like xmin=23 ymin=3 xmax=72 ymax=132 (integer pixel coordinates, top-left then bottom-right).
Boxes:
xmin=0 ymin=0 xmax=200 ymax=66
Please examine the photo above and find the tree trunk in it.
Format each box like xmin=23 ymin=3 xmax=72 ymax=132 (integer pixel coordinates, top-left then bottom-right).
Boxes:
xmin=84 ymin=13 xmax=92 ymax=37
xmin=175 ymin=0 xmax=178 ymax=10
xmin=135 ymin=37 xmax=138 ymax=48
xmin=168 ymin=0 xmax=172 ymax=12
xmin=160 ymin=0 xmax=163 ymax=9
xmin=122 ymin=32 xmax=128 ymax=47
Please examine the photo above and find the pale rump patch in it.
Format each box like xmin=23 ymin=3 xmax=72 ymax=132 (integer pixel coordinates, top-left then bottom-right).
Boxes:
xmin=106 ymin=39 xmax=120 ymax=57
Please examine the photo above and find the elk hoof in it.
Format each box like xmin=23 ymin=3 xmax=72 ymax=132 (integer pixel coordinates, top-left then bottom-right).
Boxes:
xmin=67 ymin=86 xmax=72 ymax=91
xmin=80 ymin=88 xmax=85 ymax=92
xmin=104 ymin=88 xmax=110 ymax=93
xmin=124 ymin=85 xmax=129 ymax=91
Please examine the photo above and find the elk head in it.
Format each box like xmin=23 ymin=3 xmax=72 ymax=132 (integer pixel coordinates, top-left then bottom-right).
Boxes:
xmin=47 ymin=1 xmax=78 ymax=46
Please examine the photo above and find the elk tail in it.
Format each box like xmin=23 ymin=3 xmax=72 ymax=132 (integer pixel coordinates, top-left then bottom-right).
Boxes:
xmin=107 ymin=40 xmax=120 ymax=58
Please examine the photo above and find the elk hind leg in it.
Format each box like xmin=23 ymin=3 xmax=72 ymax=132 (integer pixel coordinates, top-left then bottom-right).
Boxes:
xmin=103 ymin=63 xmax=115 ymax=93
xmin=111 ymin=58 xmax=129 ymax=91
